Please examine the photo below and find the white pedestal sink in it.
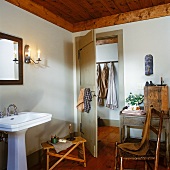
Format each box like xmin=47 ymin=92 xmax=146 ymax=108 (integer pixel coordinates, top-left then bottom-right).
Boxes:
xmin=0 ymin=112 xmax=52 ymax=170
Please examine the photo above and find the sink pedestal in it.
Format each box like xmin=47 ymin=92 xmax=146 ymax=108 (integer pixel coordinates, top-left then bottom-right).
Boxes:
xmin=7 ymin=129 xmax=28 ymax=170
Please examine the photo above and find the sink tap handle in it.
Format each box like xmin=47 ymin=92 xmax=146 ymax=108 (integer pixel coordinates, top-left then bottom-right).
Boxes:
xmin=13 ymin=105 xmax=18 ymax=115
xmin=14 ymin=110 xmax=18 ymax=115
xmin=0 ymin=112 xmax=4 ymax=118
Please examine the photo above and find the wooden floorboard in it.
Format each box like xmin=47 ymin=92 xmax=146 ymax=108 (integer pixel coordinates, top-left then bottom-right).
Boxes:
xmin=30 ymin=126 xmax=168 ymax=170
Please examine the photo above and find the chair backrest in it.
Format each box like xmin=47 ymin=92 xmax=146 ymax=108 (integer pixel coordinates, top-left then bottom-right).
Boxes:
xmin=150 ymin=107 xmax=164 ymax=170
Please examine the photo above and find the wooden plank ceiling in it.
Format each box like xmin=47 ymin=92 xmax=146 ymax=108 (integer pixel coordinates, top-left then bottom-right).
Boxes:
xmin=5 ymin=0 xmax=170 ymax=32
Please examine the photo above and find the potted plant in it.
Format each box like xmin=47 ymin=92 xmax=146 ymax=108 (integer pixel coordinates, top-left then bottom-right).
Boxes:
xmin=126 ymin=92 xmax=144 ymax=110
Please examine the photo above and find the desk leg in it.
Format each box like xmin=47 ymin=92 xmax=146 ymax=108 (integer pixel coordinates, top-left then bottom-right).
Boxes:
xmin=127 ymin=126 xmax=130 ymax=139
xmin=120 ymin=115 xmax=125 ymax=142
xmin=119 ymin=126 xmax=125 ymax=142
xmin=165 ymin=119 xmax=170 ymax=168
xmin=46 ymin=149 xmax=49 ymax=170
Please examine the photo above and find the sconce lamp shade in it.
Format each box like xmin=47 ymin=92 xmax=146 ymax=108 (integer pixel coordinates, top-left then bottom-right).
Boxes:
xmin=24 ymin=45 xmax=31 ymax=63
xmin=24 ymin=44 xmax=41 ymax=64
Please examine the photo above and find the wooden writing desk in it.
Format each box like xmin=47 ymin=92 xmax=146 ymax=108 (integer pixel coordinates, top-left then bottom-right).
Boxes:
xmin=120 ymin=111 xmax=170 ymax=168
xmin=41 ymin=136 xmax=86 ymax=170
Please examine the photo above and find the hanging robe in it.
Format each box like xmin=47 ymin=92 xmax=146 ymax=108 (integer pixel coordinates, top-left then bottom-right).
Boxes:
xmin=101 ymin=63 xmax=109 ymax=98
xmin=97 ymin=63 xmax=109 ymax=106
xmin=106 ymin=62 xmax=118 ymax=109
xmin=97 ymin=64 xmax=105 ymax=106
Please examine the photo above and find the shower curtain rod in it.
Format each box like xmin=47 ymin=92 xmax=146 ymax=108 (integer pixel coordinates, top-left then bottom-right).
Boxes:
xmin=96 ymin=61 xmax=118 ymax=64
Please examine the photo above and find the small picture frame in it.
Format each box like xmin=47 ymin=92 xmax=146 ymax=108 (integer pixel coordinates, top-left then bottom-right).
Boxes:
xmin=145 ymin=54 xmax=153 ymax=75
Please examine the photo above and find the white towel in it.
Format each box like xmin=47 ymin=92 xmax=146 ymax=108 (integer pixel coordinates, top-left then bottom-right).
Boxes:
xmin=122 ymin=109 xmax=146 ymax=115
xmin=106 ymin=63 xmax=118 ymax=109
xmin=76 ymin=88 xmax=85 ymax=112
xmin=48 ymin=140 xmax=73 ymax=153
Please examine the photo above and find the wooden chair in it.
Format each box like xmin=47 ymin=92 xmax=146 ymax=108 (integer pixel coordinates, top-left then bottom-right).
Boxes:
xmin=115 ymin=107 xmax=164 ymax=170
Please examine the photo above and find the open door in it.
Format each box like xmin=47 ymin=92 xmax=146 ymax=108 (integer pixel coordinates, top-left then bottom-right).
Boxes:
xmin=77 ymin=30 xmax=97 ymax=157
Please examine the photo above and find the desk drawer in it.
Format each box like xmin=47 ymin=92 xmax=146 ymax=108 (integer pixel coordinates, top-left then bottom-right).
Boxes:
xmin=123 ymin=117 xmax=145 ymax=126
xmin=123 ymin=117 xmax=165 ymax=127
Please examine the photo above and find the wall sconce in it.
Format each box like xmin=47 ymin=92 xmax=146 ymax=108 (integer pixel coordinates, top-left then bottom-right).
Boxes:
xmin=24 ymin=45 xmax=41 ymax=64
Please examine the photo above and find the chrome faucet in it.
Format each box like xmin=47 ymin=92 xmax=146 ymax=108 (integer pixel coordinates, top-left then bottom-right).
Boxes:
xmin=7 ymin=104 xmax=18 ymax=116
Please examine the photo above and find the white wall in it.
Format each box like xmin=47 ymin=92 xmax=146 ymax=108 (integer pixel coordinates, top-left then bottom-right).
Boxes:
xmin=96 ymin=17 xmax=170 ymax=98
xmin=0 ymin=1 xmax=74 ymax=167
xmin=73 ymin=16 xmax=170 ymax=125
xmin=96 ymin=43 xmax=118 ymax=62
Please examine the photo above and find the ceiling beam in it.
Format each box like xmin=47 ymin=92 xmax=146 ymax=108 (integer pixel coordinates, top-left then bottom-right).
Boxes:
xmin=73 ymin=3 xmax=170 ymax=32
xmin=5 ymin=0 xmax=74 ymax=32
xmin=96 ymin=37 xmax=118 ymax=45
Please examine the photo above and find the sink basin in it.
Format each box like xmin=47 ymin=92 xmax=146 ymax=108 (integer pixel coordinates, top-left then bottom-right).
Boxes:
xmin=0 ymin=112 xmax=52 ymax=132
xmin=3 ymin=112 xmax=52 ymax=170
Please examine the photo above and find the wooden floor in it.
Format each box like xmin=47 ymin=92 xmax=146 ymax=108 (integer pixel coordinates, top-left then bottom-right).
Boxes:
xmin=31 ymin=126 xmax=168 ymax=170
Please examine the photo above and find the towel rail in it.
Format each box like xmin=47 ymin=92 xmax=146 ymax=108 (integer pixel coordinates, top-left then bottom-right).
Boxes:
xmin=96 ymin=61 xmax=118 ymax=64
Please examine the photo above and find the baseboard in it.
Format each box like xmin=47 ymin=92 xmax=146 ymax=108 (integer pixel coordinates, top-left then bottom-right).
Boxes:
xmin=98 ymin=118 xmax=120 ymax=127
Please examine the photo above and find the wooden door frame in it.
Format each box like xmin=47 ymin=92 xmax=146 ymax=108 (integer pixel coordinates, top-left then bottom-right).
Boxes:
xmin=75 ymin=29 xmax=125 ymax=143
xmin=75 ymin=35 xmax=81 ymax=136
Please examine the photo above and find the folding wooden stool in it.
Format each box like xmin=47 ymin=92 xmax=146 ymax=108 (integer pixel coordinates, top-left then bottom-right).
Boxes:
xmin=41 ymin=136 xmax=86 ymax=170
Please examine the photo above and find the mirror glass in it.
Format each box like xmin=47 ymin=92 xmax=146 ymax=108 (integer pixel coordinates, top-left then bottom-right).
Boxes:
xmin=0 ymin=32 xmax=23 ymax=85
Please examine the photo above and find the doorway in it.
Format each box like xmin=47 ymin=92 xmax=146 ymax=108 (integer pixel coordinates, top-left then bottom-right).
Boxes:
xmin=96 ymin=37 xmax=119 ymax=127
xmin=75 ymin=29 xmax=124 ymax=157
xmin=96 ymin=30 xmax=124 ymax=143
xmin=96 ymin=30 xmax=125 ymax=139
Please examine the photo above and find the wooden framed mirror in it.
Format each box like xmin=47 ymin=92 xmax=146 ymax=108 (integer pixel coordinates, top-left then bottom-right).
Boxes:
xmin=0 ymin=32 xmax=23 ymax=85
